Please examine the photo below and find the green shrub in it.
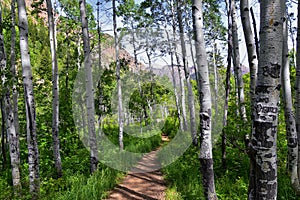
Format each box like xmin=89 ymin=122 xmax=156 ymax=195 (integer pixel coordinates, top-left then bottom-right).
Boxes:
xmin=38 ymin=124 xmax=162 ymax=200
xmin=161 ymin=114 xmax=179 ymax=139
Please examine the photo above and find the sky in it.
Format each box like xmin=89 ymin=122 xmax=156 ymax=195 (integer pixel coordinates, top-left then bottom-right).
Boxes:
xmin=85 ymin=0 xmax=299 ymax=69
xmin=236 ymin=0 xmax=298 ymax=67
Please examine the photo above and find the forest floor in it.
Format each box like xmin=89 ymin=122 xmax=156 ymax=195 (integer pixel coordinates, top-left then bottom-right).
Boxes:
xmin=105 ymin=136 xmax=169 ymax=200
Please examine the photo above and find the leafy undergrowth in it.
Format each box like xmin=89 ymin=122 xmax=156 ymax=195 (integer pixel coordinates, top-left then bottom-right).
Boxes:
xmin=0 ymin=124 xmax=162 ymax=200
xmin=161 ymin=132 xmax=299 ymax=200
xmin=41 ymin=165 xmax=121 ymax=200
xmin=160 ymin=73 xmax=299 ymax=199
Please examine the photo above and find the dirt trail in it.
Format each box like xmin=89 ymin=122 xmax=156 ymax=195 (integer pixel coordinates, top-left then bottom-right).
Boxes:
xmin=106 ymin=137 xmax=169 ymax=200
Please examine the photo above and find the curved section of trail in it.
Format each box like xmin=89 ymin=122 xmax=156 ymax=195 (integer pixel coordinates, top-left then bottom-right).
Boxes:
xmin=106 ymin=139 xmax=169 ymax=200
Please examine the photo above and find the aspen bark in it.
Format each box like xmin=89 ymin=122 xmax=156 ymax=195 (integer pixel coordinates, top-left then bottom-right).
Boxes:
xmin=240 ymin=1 xmax=258 ymax=196
xmin=184 ymin=10 xmax=199 ymax=94
xmin=231 ymin=0 xmax=247 ymax=122
xmin=296 ymin=0 xmax=300 ymax=184
xmin=1 ymin=99 xmax=6 ymax=168
xmin=97 ymin=1 xmax=102 ymax=74
xmin=212 ymin=43 xmax=219 ymax=127
xmin=0 ymin=7 xmax=21 ymax=191
xmin=165 ymin=27 xmax=183 ymax=131
xmin=46 ymin=0 xmax=62 ymax=178
xmin=250 ymin=1 xmax=284 ymax=198
xmin=113 ymin=0 xmax=124 ymax=150
xmin=10 ymin=0 xmax=20 ymax=142
xmin=171 ymin=0 xmax=188 ymax=130
xmin=192 ymin=0 xmax=217 ymax=199
xmin=250 ymin=7 xmax=260 ymax=60
xmin=177 ymin=62 xmax=188 ymax=130
xmin=282 ymin=14 xmax=300 ymax=194
xmin=177 ymin=1 xmax=198 ymax=146
xmin=79 ymin=0 xmax=99 ymax=173
xmin=222 ymin=0 xmax=233 ymax=169
xmin=17 ymin=0 xmax=40 ymax=195
xmin=96 ymin=0 xmax=103 ymax=134
xmin=240 ymin=0 xmax=258 ymax=116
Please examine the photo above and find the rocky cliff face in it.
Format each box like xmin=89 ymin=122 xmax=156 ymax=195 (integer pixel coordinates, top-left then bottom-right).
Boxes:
xmin=91 ymin=33 xmax=145 ymax=73
xmin=152 ymin=65 xmax=196 ymax=85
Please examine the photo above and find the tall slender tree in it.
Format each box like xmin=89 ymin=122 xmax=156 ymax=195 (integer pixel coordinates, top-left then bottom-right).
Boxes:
xmin=170 ymin=0 xmax=188 ymax=131
xmin=96 ymin=0 xmax=103 ymax=129
xmin=177 ymin=0 xmax=197 ymax=146
xmin=10 ymin=0 xmax=20 ymax=144
xmin=163 ymin=10 xmax=183 ymax=131
xmin=250 ymin=7 xmax=260 ymax=60
xmin=282 ymin=12 xmax=300 ymax=194
xmin=231 ymin=0 xmax=247 ymax=122
xmin=0 ymin=6 xmax=21 ymax=192
xmin=240 ymin=0 xmax=258 ymax=196
xmin=118 ymin=0 xmax=149 ymax=125
xmin=250 ymin=0 xmax=284 ymax=198
xmin=222 ymin=0 xmax=233 ymax=169
xmin=212 ymin=43 xmax=219 ymax=127
xmin=295 ymin=0 xmax=300 ymax=185
xmin=79 ymin=0 xmax=99 ymax=173
xmin=192 ymin=0 xmax=217 ymax=199
xmin=17 ymin=0 xmax=40 ymax=196
xmin=46 ymin=0 xmax=63 ymax=178
xmin=1 ymin=99 xmax=6 ymax=168
xmin=240 ymin=0 xmax=258 ymax=115
xmin=113 ymin=0 xmax=124 ymax=150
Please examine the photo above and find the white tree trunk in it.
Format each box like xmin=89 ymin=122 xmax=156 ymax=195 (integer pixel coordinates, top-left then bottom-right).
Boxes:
xmin=282 ymin=15 xmax=300 ymax=194
xmin=192 ymin=0 xmax=217 ymax=199
xmin=177 ymin=2 xmax=197 ymax=146
xmin=79 ymin=0 xmax=99 ymax=173
xmin=113 ymin=0 xmax=124 ymax=150
xmin=231 ymin=0 xmax=247 ymax=122
xmin=131 ymin=21 xmax=148 ymax=125
xmin=10 ymin=0 xmax=20 ymax=143
xmin=46 ymin=0 xmax=62 ymax=178
xmin=177 ymin=64 xmax=188 ymax=130
xmin=240 ymin=0 xmax=258 ymax=116
xmin=212 ymin=42 xmax=219 ymax=127
xmin=17 ymin=0 xmax=40 ymax=196
xmin=1 ymin=99 xmax=7 ymax=167
xmin=250 ymin=7 xmax=260 ymax=61
xmin=0 ymin=7 xmax=21 ymax=191
xmin=295 ymin=0 xmax=300 ymax=184
xmin=250 ymin=0 xmax=284 ymax=198
xmin=222 ymin=0 xmax=233 ymax=169
xmin=165 ymin=27 xmax=183 ymax=131
xmin=240 ymin=0 xmax=258 ymax=196
xmin=77 ymin=37 xmax=81 ymax=70
xmin=171 ymin=1 xmax=188 ymax=130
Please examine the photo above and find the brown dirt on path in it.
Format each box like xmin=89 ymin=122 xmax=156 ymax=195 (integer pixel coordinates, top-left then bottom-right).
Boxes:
xmin=105 ymin=137 xmax=169 ymax=200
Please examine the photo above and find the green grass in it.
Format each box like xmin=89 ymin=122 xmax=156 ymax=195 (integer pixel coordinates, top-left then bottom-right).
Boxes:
xmin=42 ymin=126 xmax=162 ymax=200
xmin=0 ymin=124 xmax=162 ymax=200
xmin=43 ymin=166 xmax=121 ymax=200
xmin=165 ymin=187 xmax=183 ymax=200
xmin=161 ymin=125 xmax=299 ymax=200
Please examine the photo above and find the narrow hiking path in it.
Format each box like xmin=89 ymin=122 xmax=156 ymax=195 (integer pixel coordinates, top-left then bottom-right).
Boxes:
xmin=105 ymin=136 xmax=169 ymax=200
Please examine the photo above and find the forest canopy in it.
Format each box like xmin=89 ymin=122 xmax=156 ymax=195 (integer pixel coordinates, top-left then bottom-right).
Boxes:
xmin=0 ymin=0 xmax=299 ymax=199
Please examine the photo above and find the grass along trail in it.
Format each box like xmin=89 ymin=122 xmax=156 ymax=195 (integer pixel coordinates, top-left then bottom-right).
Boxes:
xmin=105 ymin=136 xmax=169 ymax=200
